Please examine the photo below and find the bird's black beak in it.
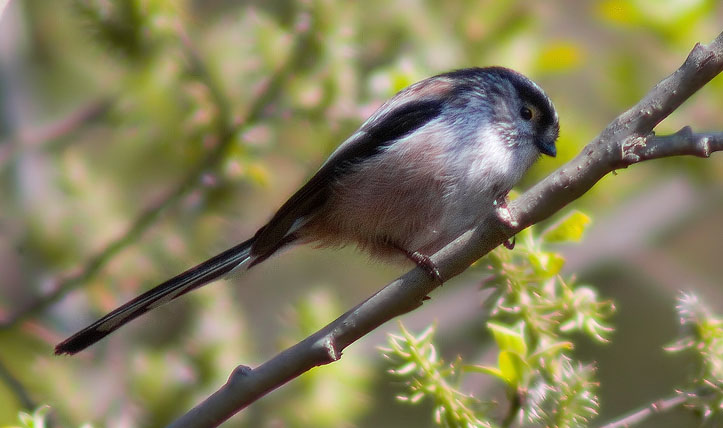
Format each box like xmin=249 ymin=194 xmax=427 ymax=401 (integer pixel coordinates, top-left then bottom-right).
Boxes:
xmin=536 ymin=138 xmax=557 ymax=157
xmin=536 ymin=120 xmax=559 ymax=157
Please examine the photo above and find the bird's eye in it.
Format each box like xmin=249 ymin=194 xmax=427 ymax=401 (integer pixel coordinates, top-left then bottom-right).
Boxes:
xmin=520 ymin=106 xmax=533 ymax=121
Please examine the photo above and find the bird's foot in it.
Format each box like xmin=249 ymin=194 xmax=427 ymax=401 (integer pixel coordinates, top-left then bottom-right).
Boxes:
xmin=400 ymin=248 xmax=444 ymax=284
xmin=503 ymin=235 xmax=516 ymax=250
xmin=494 ymin=197 xmax=519 ymax=228
xmin=495 ymin=196 xmax=518 ymax=249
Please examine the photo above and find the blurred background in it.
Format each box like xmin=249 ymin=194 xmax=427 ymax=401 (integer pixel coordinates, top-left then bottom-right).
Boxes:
xmin=0 ymin=0 xmax=722 ymax=427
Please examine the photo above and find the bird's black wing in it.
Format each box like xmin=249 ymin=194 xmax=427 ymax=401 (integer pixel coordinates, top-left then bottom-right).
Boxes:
xmin=250 ymin=98 xmax=446 ymax=258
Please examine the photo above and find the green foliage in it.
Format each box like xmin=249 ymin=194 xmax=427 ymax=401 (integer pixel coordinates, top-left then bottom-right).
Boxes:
xmin=485 ymin=211 xmax=614 ymax=343
xmin=73 ymin=0 xmax=180 ymax=60
xmin=539 ymin=211 xmax=591 ymax=243
xmin=2 ymin=407 xmax=49 ymax=428
xmin=1 ymin=406 xmax=91 ymax=428
xmin=383 ymin=211 xmax=613 ymax=427
xmin=382 ymin=210 xmax=723 ymax=427
xmin=524 ymin=357 xmax=598 ymax=427
xmin=666 ymin=293 xmax=723 ymax=420
xmin=470 ymin=321 xmax=532 ymax=387
xmin=597 ymin=0 xmax=717 ymax=44
xmin=381 ymin=324 xmax=495 ymax=428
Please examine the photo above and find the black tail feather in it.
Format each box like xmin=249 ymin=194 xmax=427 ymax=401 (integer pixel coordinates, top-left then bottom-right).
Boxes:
xmin=55 ymin=238 xmax=254 ymax=355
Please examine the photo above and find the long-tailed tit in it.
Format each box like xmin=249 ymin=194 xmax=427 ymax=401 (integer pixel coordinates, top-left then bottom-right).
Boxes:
xmin=55 ymin=67 xmax=559 ymax=355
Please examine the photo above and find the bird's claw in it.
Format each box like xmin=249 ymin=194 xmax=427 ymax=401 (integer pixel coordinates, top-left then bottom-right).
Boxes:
xmin=503 ymin=236 xmax=516 ymax=250
xmin=401 ymin=248 xmax=444 ymax=284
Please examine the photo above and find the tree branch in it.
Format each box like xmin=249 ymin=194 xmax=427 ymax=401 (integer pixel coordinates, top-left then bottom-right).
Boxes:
xmin=167 ymin=30 xmax=723 ymax=428
xmin=0 ymin=13 xmax=314 ymax=329
xmin=635 ymin=128 xmax=723 ymax=160
xmin=597 ymin=393 xmax=688 ymax=428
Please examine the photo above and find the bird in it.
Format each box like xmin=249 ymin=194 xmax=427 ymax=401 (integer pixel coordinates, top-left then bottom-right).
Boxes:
xmin=55 ymin=66 xmax=559 ymax=355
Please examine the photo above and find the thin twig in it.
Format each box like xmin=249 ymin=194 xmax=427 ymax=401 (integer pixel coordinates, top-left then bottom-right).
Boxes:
xmin=24 ymin=98 xmax=114 ymax=149
xmin=176 ymin=25 xmax=231 ymax=131
xmin=167 ymin=31 xmax=723 ymax=428
xmin=0 ymin=98 xmax=113 ymax=168
xmin=0 ymin=15 xmax=313 ymax=329
xmin=598 ymin=393 xmax=688 ymax=428
xmin=0 ymin=356 xmax=36 ymax=410
xmin=501 ymin=391 xmax=522 ymax=428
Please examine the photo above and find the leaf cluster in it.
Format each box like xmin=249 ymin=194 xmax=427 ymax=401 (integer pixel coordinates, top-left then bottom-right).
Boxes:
xmin=665 ymin=293 xmax=723 ymax=421
xmin=382 ymin=211 xmax=614 ymax=427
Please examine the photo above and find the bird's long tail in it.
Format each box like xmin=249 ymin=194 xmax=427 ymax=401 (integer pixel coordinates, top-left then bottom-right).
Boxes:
xmin=54 ymin=237 xmax=255 ymax=355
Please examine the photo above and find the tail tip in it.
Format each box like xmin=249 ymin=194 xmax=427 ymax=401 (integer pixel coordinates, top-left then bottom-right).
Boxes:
xmin=54 ymin=333 xmax=99 ymax=356
xmin=54 ymin=341 xmax=79 ymax=356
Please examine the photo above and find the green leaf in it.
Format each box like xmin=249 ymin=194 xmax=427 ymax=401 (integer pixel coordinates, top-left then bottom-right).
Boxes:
xmin=488 ymin=321 xmax=527 ymax=357
xmin=464 ymin=364 xmax=506 ymax=381
xmin=541 ymin=210 xmax=591 ymax=243
xmin=17 ymin=412 xmax=32 ymax=427
xmin=7 ymin=406 xmax=50 ymax=428
xmin=498 ymin=351 xmax=528 ymax=386
xmin=529 ymin=251 xmax=566 ymax=277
